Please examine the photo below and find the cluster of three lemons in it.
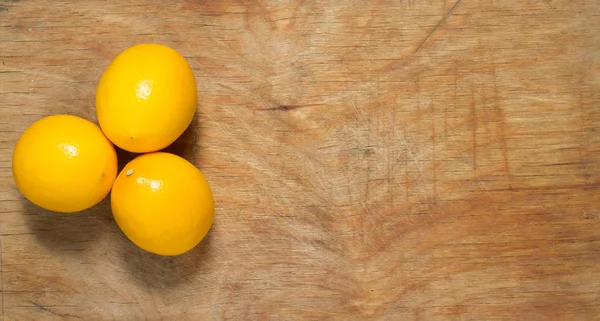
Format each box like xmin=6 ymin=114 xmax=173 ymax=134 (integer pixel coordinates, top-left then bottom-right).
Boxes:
xmin=12 ymin=44 xmax=214 ymax=256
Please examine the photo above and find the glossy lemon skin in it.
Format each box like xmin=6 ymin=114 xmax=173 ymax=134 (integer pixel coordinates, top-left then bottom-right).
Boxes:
xmin=12 ymin=115 xmax=118 ymax=213
xmin=111 ymin=152 xmax=214 ymax=256
xmin=96 ymin=44 xmax=197 ymax=153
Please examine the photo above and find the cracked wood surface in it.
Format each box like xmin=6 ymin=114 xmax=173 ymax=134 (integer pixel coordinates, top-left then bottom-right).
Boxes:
xmin=1 ymin=0 xmax=600 ymax=320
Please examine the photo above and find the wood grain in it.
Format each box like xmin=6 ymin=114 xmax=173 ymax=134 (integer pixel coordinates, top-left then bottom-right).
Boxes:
xmin=1 ymin=0 xmax=600 ymax=319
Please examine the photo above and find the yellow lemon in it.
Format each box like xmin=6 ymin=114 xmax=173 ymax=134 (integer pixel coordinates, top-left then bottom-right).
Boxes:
xmin=12 ymin=115 xmax=118 ymax=213
xmin=111 ymin=152 xmax=214 ymax=256
xmin=96 ymin=44 xmax=197 ymax=153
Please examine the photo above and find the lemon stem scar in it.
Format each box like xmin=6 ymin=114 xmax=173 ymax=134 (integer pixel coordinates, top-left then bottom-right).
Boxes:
xmin=126 ymin=170 xmax=133 ymax=176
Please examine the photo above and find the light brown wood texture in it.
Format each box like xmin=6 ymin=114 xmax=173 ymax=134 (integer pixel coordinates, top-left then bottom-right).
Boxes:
xmin=1 ymin=0 xmax=600 ymax=319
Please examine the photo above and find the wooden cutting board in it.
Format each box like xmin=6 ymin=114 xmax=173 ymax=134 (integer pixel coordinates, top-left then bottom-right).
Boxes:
xmin=1 ymin=0 xmax=599 ymax=319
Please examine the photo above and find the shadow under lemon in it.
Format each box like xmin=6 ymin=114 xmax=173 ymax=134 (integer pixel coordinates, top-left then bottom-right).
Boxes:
xmin=23 ymin=197 xmax=115 ymax=254
xmin=161 ymin=112 xmax=201 ymax=165
xmin=22 ymin=112 xmax=213 ymax=289
xmin=117 ymin=228 xmax=214 ymax=289
xmin=115 ymin=112 xmax=214 ymax=289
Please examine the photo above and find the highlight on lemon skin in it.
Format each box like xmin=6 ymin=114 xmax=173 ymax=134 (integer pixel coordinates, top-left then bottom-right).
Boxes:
xmin=111 ymin=152 xmax=214 ymax=256
xmin=96 ymin=43 xmax=197 ymax=153
xmin=12 ymin=114 xmax=118 ymax=213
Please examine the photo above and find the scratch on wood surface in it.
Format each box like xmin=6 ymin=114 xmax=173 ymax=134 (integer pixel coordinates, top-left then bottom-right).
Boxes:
xmin=31 ymin=301 xmax=82 ymax=319
xmin=148 ymin=288 xmax=160 ymax=314
xmin=476 ymin=178 xmax=492 ymax=198
xmin=414 ymin=0 xmax=462 ymax=54
xmin=404 ymin=125 xmax=409 ymax=203
xmin=361 ymin=202 xmax=376 ymax=227
xmin=471 ymin=89 xmax=477 ymax=171
xmin=259 ymin=104 xmax=321 ymax=111
xmin=388 ymin=103 xmax=393 ymax=208
xmin=431 ymin=102 xmax=437 ymax=200
xmin=387 ymin=112 xmax=431 ymax=200
xmin=492 ymin=69 xmax=512 ymax=188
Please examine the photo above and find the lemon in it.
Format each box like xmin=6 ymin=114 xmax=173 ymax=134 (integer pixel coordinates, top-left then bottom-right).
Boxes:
xmin=96 ymin=44 xmax=197 ymax=153
xmin=12 ymin=115 xmax=118 ymax=213
xmin=111 ymin=152 xmax=214 ymax=256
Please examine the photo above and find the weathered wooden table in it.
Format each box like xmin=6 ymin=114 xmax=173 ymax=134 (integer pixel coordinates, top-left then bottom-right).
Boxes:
xmin=1 ymin=0 xmax=599 ymax=319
